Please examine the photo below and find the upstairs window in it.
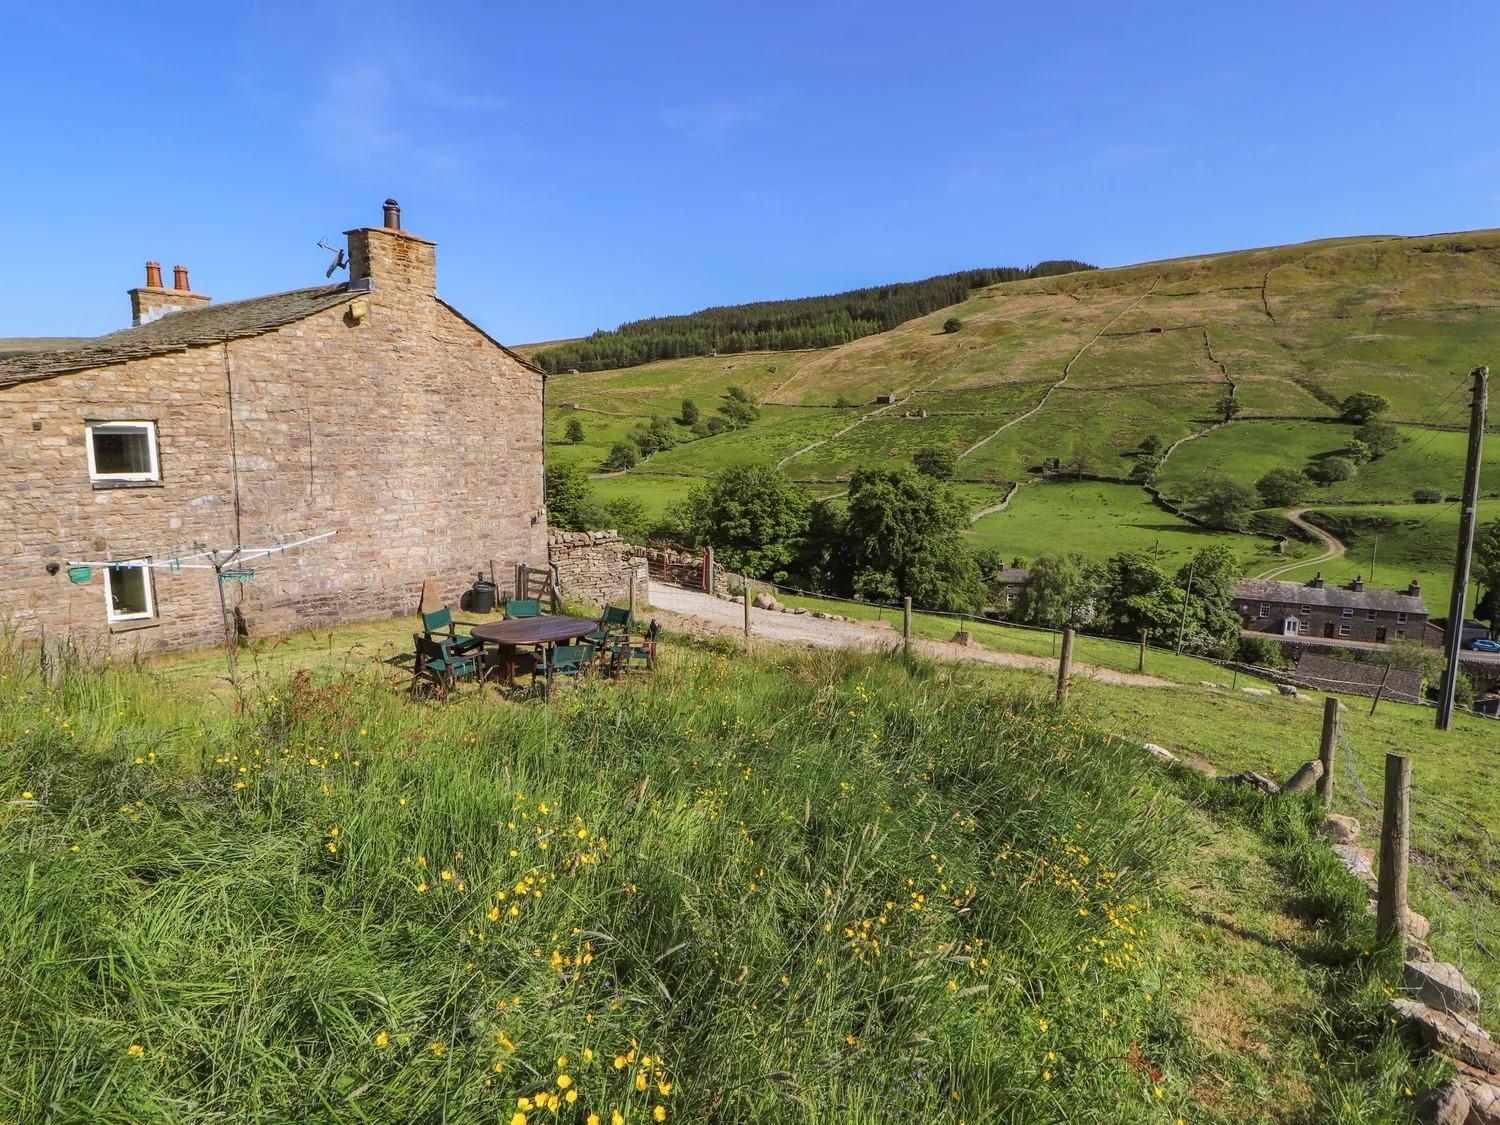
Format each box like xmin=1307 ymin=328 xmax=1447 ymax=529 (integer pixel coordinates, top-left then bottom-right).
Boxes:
xmin=1258 ymin=602 xmax=1269 ymax=618
xmin=1366 ymin=609 xmax=1377 ymax=621
xmin=1300 ymin=604 xmax=1311 ymax=615
xmin=1397 ymin=612 xmax=1408 ymax=624
xmin=104 ymin=560 xmax=156 ymax=623
xmin=1341 ymin=607 xmax=1354 ymax=618
xmin=86 ymin=421 xmax=159 ymax=484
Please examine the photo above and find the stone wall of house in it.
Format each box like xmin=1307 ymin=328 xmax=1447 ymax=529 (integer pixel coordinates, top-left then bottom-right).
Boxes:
xmin=0 ymin=223 xmax=547 ymax=656
xmin=549 ymin=531 xmax=647 ymax=608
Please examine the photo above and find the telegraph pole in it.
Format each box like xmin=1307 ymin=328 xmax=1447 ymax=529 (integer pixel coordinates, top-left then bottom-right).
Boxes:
xmin=1175 ymin=560 xmax=1196 ymax=655
xmin=1437 ymin=365 xmax=1488 ymax=731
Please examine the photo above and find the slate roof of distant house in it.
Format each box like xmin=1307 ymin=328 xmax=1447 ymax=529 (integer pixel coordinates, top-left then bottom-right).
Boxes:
xmin=0 ymin=284 xmax=358 ymax=387
xmin=1232 ymin=577 xmax=1427 ymax=615
xmin=1294 ymin=653 xmax=1422 ymax=704
xmin=997 ymin=568 xmax=1032 ymax=584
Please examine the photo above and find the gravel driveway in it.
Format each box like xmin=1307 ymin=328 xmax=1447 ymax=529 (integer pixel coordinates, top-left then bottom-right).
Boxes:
xmin=646 ymin=583 xmax=1175 ymax=688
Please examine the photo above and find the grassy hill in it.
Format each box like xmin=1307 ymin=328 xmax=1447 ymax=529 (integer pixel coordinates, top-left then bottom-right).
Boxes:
xmin=546 ymin=229 xmax=1500 ymax=582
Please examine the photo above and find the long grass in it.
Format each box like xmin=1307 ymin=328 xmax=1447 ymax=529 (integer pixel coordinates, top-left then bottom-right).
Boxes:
xmin=0 ymin=636 xmax=1432 ymax=1121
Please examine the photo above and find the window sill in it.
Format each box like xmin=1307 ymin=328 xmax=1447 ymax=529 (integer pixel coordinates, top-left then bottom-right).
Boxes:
xmin=92 ymin=479 xmax=164 ymax=491
xmin=109 ymin=617 xmax=161 ymax=634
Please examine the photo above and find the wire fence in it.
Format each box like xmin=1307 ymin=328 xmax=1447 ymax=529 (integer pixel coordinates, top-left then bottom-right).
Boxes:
xmin=731 ymin=574 xmax=1493 ymax=714
xmin=1337 ymin=729 xmax=1499 ymax=995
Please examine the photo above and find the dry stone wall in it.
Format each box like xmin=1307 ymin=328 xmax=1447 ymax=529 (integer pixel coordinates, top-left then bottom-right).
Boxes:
xmin=548 ymin=531 xmax=647 ymax=608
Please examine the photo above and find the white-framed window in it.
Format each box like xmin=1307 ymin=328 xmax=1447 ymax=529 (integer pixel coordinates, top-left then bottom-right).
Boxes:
xmin=1397 ymin=612 xmax=1408 ymax=624
xmin=104 ymin=560 xmax=156 ymax=623
xmin=1341 ymin=607 xmax=1354 ymax=618
xmin=1366 ymin=609 xmax=1377 ymax=621
xmin=1300 ymin=604 xmax=1310 ymax=615
xmin=1338 ymin=623 xmax=1351 ymax=637
xmin=1258 ymin=602 xmax=1269 ymax=618
xmin=1297 ymin=620 xmax=1309 ymax=633
xmin=85 ymin=420 xmax=159 ymax=483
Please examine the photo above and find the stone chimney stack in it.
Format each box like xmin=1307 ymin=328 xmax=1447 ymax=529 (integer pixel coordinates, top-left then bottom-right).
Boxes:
xmin=128 ymin=259 xmax=211 ymax=326
xmin=1409 ymin=580 xmax=1421 ymax=597
xmin=1309 ymin=572 xmax=1325 ymax=589
xmin=345 ymin=197 xmax=436 ymax=294
xmin=1349 ymin=575 xmax=1364 ymax=592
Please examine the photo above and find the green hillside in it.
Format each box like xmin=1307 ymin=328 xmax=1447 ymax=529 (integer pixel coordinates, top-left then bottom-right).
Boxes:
xmin=546 ymin=230 xmax=1500 ymax=580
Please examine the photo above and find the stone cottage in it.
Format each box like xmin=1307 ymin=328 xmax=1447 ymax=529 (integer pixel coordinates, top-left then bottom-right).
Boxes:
xmin=0 ymin=200 xmax=547 ymax=654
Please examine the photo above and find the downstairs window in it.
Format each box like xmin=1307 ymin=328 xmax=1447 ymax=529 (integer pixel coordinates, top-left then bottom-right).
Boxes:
xmin=104 ymin=560 xmax=156 ymax=623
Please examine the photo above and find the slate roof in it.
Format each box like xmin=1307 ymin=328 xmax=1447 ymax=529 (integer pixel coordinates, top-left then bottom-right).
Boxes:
xmin=0 ymin=284 xmax=359 ymax=388
xmin=1294 ymin=653 xmax=1422 ymax=704
xmin=1232 ymin=577 xmax=1427 ymax=616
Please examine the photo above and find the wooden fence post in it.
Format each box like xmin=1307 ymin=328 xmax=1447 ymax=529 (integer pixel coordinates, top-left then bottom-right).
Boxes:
xmin=1137 ymin=629 xmax=1147 ymax=673
xmin=1317 ymin=697 xmax=1338 ymax=809
xmin=1376 ymin=753 xmax=1412 ymax=942
xmin=902 ymin=597 xmax=912 ymax=660
xmin=1056 ymin=625 xmax=1075 ymax=704
xmin=704 ymin=547 xmax=715 ymax=594
xmin=743 ymin=579 xmax=751 ymax=638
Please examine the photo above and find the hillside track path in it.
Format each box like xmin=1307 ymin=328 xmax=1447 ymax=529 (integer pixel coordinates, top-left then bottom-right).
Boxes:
xmin=1254 ymin=508 xmax=1346 ymax=580
xmin=957 ymin=278 xmax=1161 ymax=464
xmin=648 ymin=584 xmax=1176 ymax=687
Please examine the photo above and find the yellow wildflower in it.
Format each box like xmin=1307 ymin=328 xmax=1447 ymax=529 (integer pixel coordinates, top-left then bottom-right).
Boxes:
xmin=374 ymin=1031 xmax=390 ymax=1048
xmin=557 ymin=1074 xmax=573 ymax=1090
xmin=127 ymin=1043 xmax=145 ymax=1057
xmin=654 ymin=1108 xmax=667 ymax=1122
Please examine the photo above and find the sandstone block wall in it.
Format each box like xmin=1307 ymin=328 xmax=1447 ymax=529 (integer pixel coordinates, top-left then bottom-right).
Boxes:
xmin=0 ymin=229 xmax=547 ymax=656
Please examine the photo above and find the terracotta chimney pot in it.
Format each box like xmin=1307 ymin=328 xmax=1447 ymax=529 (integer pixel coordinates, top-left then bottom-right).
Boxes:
xmin=172 ymin=265 xmax=191 ymax=292
xmin=145 ymin=261 xmax=163 ymax=288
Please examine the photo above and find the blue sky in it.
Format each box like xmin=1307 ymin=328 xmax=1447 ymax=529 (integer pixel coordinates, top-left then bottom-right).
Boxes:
xmin=4 ymin=1 xmax=1499 ymax=344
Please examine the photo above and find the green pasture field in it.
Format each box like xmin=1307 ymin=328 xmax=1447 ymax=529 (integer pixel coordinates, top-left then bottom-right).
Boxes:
xmin=964 ymin=481 xmax=1314 ymax=575
xmin=1154 ymin=420 xmax=1500 ymax=503
xmin=958 ymin=384 xmax=1224 ymax=481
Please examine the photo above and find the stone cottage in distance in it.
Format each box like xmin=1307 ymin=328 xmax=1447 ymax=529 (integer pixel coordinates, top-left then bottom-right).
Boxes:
xmin=0 ymin=200 xmax=548 ymax=654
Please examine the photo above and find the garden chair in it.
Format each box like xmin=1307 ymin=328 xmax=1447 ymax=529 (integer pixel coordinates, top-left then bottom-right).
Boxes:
xmin=585 ymin=605 xmax=633 ymax=646
xmin=540 ymin=642 xmax=595 ymax=698
xmin=610 ymin=619 xmax=660 ymax=677
xmin=421 ymin=606 xmax=485 ymax=656
xmin=505 ymin=598 xmax=542 ymax=620
xmin=411 ymin=632 xmax=482 ymax=696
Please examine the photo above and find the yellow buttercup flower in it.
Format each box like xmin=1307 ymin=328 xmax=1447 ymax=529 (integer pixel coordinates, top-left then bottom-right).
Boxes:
xmin=654 ymin=1107 xmax=667 ymax=1122
xmin=374 ymin=1031 xmax=390 ymax=1048
xmin=127 ymin=1043 xmax=144 ymax=1057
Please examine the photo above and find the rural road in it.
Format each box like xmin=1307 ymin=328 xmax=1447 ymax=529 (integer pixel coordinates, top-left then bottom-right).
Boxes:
xmin=1255 ymin=508 xmax=1346 ymax=580
xmin=647 ymin=583 xmax=1176 ymax=687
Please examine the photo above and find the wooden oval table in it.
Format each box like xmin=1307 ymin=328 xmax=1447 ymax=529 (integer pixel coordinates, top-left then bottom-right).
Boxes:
xmin=470 ymin=615 xmax=598 ymax=683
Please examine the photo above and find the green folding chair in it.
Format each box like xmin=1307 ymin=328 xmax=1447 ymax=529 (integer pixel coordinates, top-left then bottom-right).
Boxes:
xmin=411 ymin=633 xmax=482 ymax=696
xmin=421 ymin=607 xmax=484 ymax=656
xmin=541 ymin=642 xmax=595 ymax=698
xmin=505 ymin=598 xmax=542 ymax=619
xmin=586 ymin=605 xmax=633 ymax=645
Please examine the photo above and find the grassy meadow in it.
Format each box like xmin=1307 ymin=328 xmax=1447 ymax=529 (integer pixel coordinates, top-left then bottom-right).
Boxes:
xmin=964 ymin=481 xmax=1317 ymax=575
xmin=0 ymin=623 xmax=1443 ymax=1122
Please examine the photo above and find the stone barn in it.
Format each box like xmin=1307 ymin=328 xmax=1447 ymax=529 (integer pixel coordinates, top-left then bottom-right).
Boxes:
xmin=0 ymin=200 xmax=548 ymax=655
